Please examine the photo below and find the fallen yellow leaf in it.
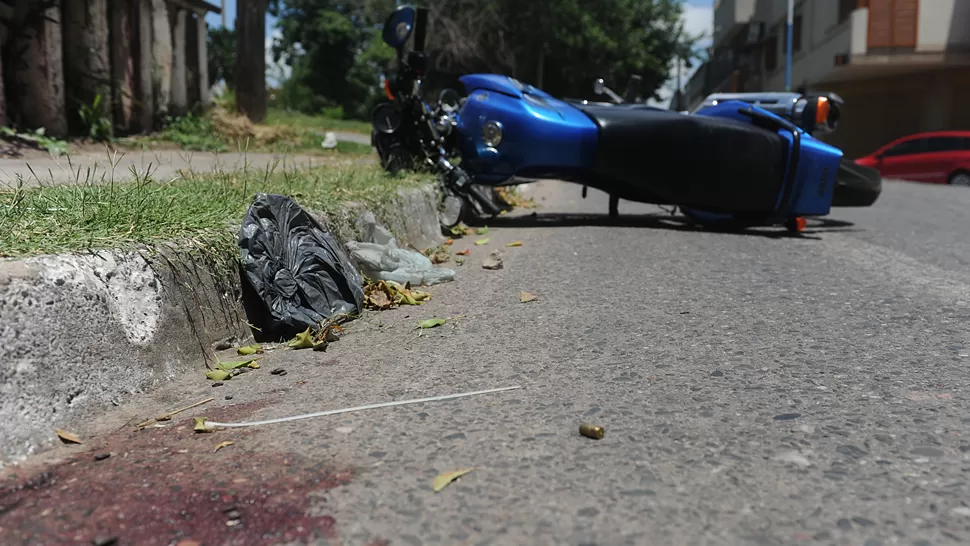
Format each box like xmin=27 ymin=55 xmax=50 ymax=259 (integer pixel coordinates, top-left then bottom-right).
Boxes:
xmin=237 ymin=344 xmax=263 ymax=356
xmin=474 ymin=238 xmax=490 ymax=246
xmin=433 ymin=468 xmax=477 ymax=492
xmin=288 ymin=328 xmax=316 ymax=349
xmin=206 ymin=369 xmax=231 ymax=381
xmin=519 ymin=291 xmax=538 ymax=303
xmin=213 ymin=441 xmax=235 ymax=453
xmin=505 ymin=241 xmax=523 ymax=247
xmin=55 ymin=429 xmax=82 ymax=444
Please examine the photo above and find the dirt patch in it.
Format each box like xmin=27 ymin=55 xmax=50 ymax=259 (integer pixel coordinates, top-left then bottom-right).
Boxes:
xmin=0 ymin=398 xmax=352 ymax=545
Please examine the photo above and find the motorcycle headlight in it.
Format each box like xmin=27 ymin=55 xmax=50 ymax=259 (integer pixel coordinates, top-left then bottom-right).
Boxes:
xmin=482 ymin=120 xmax=503 ymax=148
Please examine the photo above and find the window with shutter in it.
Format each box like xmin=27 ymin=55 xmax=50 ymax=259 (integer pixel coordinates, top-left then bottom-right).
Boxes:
xmin=868 ymin=0 xmax=919 ymax=50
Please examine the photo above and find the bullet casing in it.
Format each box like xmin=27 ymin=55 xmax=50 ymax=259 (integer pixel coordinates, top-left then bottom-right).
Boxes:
xmin=579 ymin=423 xmax=605 ymax=439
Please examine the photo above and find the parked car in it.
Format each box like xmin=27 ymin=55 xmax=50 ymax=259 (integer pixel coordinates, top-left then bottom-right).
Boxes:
xmin=855 ymin=130 xmax=970 ymax=186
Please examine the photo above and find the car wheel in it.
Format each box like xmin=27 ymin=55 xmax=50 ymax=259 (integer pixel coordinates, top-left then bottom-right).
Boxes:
xmin=948 ymin=171 xmax=970 ymax=187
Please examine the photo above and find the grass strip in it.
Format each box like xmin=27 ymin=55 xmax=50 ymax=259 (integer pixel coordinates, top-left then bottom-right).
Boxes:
xmin=0 ymin=157 xmax=431 ymax=259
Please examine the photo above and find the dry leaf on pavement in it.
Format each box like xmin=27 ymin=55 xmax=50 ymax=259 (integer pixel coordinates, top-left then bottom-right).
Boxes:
xmin=287 ymin=328 xmax=316 ymax=349
xmin=417 ymin=318 xmax=447 ymax=329
xmin=213 ymin=441 xmax=234 ymax=453
xmin=474 ymin=238 xmax=490 ymax=246
xmin=519 ymin=291 xmax=538 ymax=303
xmin=482 ymin=251 xmax=503 ymax=270
xmin=206 ymin=369 xmax=231 ymax=381
xmin=505 ymin=241 xmax=523 ymax=247
xmin=456 ymin=249 xmax=471 ymax=256
xmin=433 ymin=468 xmax=477 ymax=492
xmin=55 ymin=429 xmax=82 ymax=444
xmin=237 ymin=344 xmax=263 ymax=356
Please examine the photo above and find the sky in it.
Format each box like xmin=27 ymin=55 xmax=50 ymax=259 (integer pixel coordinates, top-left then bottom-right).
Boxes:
xmin=205 ymin=0 xmax=715 ymax=95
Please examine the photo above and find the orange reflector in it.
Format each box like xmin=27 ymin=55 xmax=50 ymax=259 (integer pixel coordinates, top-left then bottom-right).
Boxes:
xmin=384 ymin=80 xmax=394 ymax=101
xmin=795 ymin=217 xmax=806 ymax=232
xmin=814 ymin=97 xmax=830 ymax=125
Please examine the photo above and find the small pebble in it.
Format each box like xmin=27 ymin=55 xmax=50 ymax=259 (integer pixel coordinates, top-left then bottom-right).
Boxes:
xmin=225 ymin=395 xmax=234 ymax=400
xmin=211 ymin=382 xmax=224 ymax=387
xmin=92 ymin=537 xmax=118 ymax=546
xmin=710 ymin=370 xmax=724 ymax=377
xmin=94 ymin=453 xmax=110 ymax=461
xmin=279 ymin=370 xmax=288 ymax=376
xmin=271 ymin=368 xmax=285 ymax=375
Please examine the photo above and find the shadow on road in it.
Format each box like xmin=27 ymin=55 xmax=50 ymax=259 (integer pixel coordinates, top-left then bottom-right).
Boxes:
xmin=478 ymin=211 xmax=861 ymax=240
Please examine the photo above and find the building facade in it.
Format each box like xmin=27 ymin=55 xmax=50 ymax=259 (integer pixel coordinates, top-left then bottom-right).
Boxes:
xmin=686 ymin=0 xmax=970 ymax=158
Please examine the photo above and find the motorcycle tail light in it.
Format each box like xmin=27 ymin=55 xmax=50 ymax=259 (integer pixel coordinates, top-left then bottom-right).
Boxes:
xmin=384 ymin=80 xmax=394 ymax=101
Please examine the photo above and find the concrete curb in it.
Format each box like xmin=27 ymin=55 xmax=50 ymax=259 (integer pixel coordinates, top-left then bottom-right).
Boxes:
xmin=0 ymin=184 xmax=445 ymax=467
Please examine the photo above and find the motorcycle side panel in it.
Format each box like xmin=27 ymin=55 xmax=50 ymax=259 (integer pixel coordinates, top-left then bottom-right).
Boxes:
xmin=693 ymin=101 xmax=841 ymax=217
xmin=457 ymin=75 xmax=599 ymax=183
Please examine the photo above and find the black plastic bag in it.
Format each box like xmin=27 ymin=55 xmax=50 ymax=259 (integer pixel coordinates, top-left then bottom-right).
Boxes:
xmin=238 ymin=193 xmax=365 ymax=340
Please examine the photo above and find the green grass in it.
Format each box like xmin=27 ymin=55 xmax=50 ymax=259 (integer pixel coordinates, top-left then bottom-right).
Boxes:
xmin=118 ymin=110 xmax=374 ymax=156
xmin=0 ymin=159 xmax=431 ymax=259
xmin=264 ymin=108 xmax=372 ymax=134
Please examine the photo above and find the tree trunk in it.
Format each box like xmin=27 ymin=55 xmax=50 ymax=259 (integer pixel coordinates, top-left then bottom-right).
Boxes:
xmin=110 ymin=0 xmax=137 ymax=133
xmin=196 ymin=10 xmax=209 ymax=107
xmin=150 ymin=0 xmax=173 ymax=119
xmin=170 ymin=7 xmax=188 ymax=115
xmin=63 ymin=0 xmax=112 ymax=135
xmin=235 ymin=0 xmax=267 ymax=122
xmin=135 ymin=0 xmax=155 ymax=131
xmin=0 ymin=42 xmax=7 ymax=128
xmin=9 ymin=3 xmax=67 ymax=137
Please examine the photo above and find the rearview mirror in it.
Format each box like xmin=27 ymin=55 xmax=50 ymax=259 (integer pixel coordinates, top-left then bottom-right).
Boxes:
xmin=439 ymin=88 xmax=461 ymax=113
xmin=593 ymin=78 xmax=605 ymax=96
xmin=382 ymin=5 xmax=416 ymax=51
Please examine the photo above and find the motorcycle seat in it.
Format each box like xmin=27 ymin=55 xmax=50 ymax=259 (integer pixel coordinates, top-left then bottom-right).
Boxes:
xmin=578 ymin=105 xmax=788 ymax=212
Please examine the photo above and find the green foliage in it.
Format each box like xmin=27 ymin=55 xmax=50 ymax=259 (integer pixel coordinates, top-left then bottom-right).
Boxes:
xmin=208 ymin=27 xmax=237 ymax=88
xmin=0 ymin=126 xmax=68 ymax=156
xmin=268 ymin=1 xmax=398 ymax=119
xmin=160 ymin=114 xmax=229 ymax=152
xmin=268 ymin=0 xmax=699 ymax=117
xmin=0 ymin=162 xmax=432 ymax=259
xmin=77 ymin=94 xmax=113 ymax=141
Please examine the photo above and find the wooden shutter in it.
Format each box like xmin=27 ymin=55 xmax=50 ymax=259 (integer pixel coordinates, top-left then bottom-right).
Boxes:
xmin=892 ymin=0 xmax=918 ymax=47
xmin=867 ymin=0 xmax=919 ymax=49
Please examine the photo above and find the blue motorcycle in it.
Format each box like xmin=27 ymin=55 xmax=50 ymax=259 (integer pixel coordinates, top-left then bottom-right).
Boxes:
xmin=371 ymin=5 xmax=850 ymax=233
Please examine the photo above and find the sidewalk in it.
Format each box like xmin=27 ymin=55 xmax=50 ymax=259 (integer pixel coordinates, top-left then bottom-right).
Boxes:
xmin=0 ymin=131 xmax=374 ymax=187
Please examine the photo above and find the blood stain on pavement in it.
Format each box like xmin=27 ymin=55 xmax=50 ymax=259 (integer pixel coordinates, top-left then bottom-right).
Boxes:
xmin=0 ymin=399 xmax=353 ymax=545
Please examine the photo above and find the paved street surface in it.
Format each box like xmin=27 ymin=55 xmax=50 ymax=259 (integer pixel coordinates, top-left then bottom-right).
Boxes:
xmin=4 ymin=178 xmax=970 ymax=546
xmin=0 ymin=131 xmax=372 ymax=187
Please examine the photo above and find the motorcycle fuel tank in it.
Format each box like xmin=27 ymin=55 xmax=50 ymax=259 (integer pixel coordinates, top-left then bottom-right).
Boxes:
xmin=456 ymin=74 xmax=599 ymax=183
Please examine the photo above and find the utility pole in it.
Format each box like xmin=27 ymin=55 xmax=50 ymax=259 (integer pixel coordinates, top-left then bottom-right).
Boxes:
xmin=221 ymin=0 xmax=226 ymax=27
xmin=784 ymin=0 xmax=793 ymax=91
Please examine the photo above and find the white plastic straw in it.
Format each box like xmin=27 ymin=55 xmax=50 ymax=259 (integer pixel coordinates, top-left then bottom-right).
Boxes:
xmin=203 ymin=385 xmax=522 ymax=429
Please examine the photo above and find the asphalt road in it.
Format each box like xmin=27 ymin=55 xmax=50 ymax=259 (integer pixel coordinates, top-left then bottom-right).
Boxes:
xmin=4 ymin=178 xmax=970 ymax=546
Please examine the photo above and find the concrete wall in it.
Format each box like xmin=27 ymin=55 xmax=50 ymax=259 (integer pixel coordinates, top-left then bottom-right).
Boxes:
xmin=918 ymin=0 xmax=970 ymax=52
xmin=714 ymin=0 xmax=755 ymax=47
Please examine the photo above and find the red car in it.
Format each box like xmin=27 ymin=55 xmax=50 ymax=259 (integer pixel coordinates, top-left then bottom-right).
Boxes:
xmin=855 ymin=130 xmax=970 ymax=186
